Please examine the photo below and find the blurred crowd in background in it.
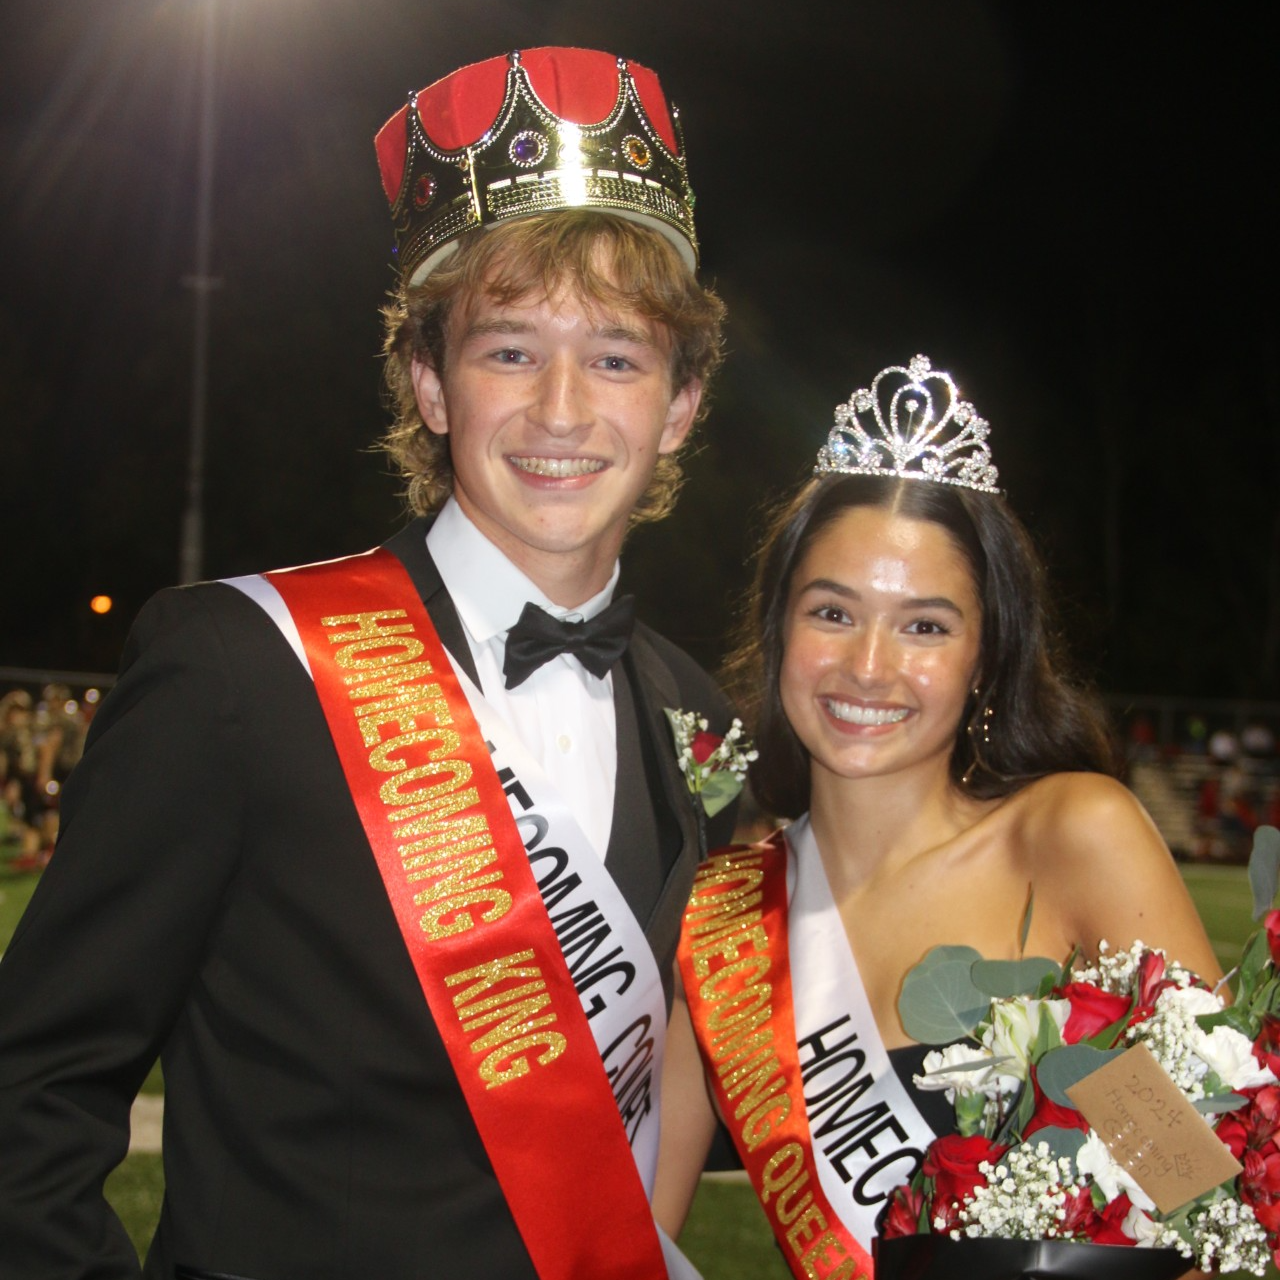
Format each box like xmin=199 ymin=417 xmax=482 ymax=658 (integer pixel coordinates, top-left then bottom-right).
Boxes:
xmin=1 ymin=684 xmax=100 ymax=869
xmin=3 ymin=681 xmax=1278 ymax=876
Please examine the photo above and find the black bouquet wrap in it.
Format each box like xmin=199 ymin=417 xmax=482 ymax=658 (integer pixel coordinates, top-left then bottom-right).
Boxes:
xmin=874 ymin=1235 xmax=1188 ymax=1279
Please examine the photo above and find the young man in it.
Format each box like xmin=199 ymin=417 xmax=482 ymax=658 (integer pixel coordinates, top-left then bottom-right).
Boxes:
xmin=0 ymin=48 xmax=735 ymax=1279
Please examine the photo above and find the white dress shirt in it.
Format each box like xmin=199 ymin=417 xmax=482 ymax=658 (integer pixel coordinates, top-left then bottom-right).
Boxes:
xmin=425 ymin=499 xmax=619 ymax=860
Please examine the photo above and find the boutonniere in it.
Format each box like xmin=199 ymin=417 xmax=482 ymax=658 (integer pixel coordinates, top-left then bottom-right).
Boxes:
xmin=664 ymin=708 xmax=757 ymax=819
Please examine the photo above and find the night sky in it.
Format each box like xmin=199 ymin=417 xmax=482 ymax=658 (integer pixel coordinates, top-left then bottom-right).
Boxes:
xmin=1 ymin=1 xmax=1275 ymax=697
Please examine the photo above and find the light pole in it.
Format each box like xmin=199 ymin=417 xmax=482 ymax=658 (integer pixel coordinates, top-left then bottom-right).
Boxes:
xmin=179 ymin=0 xmax=221 ymax=585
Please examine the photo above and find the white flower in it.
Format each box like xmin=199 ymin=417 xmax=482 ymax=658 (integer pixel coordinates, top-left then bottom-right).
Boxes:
xmin=980 ymin=998 xmax=1070 ymax=1081
xmin=914 ymin=1043 xmax=1019 ymax=1100
xmin=1157 ymin=984 xmax=1222 ymax=1019
xmin=1123 ymin=1201 xmax=1163 ymax=1246
xmin=1075 ymin=1131 xmax=1156 ymax=1213
xmin=1191 ymin=1024 xmax=1278 ymax=1090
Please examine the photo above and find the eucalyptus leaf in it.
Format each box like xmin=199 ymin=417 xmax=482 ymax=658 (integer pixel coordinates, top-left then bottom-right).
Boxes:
xmin=1250 ymin=825 xmax=1280 ymax=920
xmin=1029 ymin=1124 xmax=1088 ymax=1165
xmin=972 ymin=957 xmax=1061 ymax=999
xmin=1036 ymin=1044 xmax=1124 ymax=1106
xmin=1194 ymin=1092 xmax=1249 ymax=1115
xmin=898 ymin=946 xmax=987 ymax=1044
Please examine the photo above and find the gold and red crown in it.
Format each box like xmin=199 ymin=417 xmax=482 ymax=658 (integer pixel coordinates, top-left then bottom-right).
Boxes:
xmin=375 ymin=47 xmax=698 ymax=284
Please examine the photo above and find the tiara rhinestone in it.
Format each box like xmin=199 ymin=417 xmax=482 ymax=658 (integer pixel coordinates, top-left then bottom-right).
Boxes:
xmin=814 ymin=354 xmax=999 ymax=493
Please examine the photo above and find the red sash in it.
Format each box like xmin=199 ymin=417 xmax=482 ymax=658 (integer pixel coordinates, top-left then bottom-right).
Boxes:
xmin=266 ymin=548 xmax=667 ymax=1280
xmin=677 ymin=838 xmax=873 ymax=1280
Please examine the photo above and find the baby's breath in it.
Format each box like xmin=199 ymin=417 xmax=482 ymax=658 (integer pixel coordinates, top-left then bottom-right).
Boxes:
xmin=1127 ymin=991 xmax=1212 ymax=1099
xmin=956 ymin=1144 xmax=1085 ymax=1241
xmin=1180 ymin=1195 xmax=1272 ymax=1274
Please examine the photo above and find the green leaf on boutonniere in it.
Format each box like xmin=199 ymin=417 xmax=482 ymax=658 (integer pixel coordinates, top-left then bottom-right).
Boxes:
xmin=1036 ymin=1044 xmax=1124 ymax=1106
xmin=898 ymin=945 xmax=987 ymax=1043
xmin=1249 ymin=825 xmax=1280 ymax=920
xmin=972 ymin=957 xmax=1061 ymax=999
xmin=698 ymin=770 xmax=741 ymax=819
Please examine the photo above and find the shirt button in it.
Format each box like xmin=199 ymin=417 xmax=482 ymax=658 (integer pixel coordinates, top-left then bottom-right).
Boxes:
xmin=556 ymin=734 xmax=572 ymax=754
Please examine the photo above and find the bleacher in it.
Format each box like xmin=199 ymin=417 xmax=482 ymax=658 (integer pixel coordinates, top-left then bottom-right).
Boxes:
xmin=1112 ymin=695 xmax=1280 ymax=863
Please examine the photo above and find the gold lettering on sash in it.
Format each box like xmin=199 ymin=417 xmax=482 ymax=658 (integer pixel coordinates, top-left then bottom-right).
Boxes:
xmin=446 ymin=950 xmax=567 ymax=1089
xmin=368 ymin=728 xmax=462 ymax=770
xmin=318 ymin=608 xmax=513 ymax=938
xmin=686 ymin=849 xmax=864 ymax=1279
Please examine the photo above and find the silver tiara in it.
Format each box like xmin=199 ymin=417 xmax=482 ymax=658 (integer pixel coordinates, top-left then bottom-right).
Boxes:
xmin=814 ymin=354 xmax=999 ymax=493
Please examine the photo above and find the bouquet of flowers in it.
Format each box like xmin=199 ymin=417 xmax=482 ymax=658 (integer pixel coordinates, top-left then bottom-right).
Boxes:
xmin=878 ymin=825 xmax=1280 ymax=1278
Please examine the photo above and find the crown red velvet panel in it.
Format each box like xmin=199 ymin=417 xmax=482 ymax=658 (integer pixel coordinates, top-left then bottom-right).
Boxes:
xmin=375 ymin=47 xmax=677 ymax=206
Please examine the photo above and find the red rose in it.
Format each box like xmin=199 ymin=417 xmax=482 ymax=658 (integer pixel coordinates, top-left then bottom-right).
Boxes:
xmin=1024 ymin=1071 xmax=1091 ymax=1138
xmin=881 ymin=1184 xmax=924 ymax=1240
xmin=1085 ymin=1192 xmax=1137 ymax=1246
xmin=1266 ymin=910 xmax=1280 ymax=968
xmin=922 ymin=1134 xmax=1006 ymax=1230
xmin=1058 ymin=981 xmax=1132 ymax=1045
xmin=1257 ymin=1015 xmax=1280 ymax=1077
xmin=690 ymin=730 xmax=721 ymax=764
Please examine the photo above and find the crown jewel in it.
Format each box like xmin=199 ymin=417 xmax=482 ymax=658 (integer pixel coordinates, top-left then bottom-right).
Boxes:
xmin=375 ymin=48 xmax=698 ymax=284
xmin=814 ymin=354 xmax=999 ymax=493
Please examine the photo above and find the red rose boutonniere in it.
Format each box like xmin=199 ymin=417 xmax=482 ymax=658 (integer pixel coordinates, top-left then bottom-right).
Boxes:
xmin=664 ymin=708 xmax=757 ymax=819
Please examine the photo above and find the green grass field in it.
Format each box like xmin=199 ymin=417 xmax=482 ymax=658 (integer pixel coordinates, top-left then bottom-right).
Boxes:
xmin=2 ymin=858 xmax=1275 ymax=1276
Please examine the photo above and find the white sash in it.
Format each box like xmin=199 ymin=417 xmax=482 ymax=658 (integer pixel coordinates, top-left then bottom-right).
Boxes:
xmin=227 ymin=572 xmax=669 ymax=1191
xmin=786 ymin=816 xmax=937 ymax=1250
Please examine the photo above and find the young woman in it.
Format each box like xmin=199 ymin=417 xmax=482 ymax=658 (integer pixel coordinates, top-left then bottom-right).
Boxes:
xmin=653 ymin=355 xmax=1220 ymax=1276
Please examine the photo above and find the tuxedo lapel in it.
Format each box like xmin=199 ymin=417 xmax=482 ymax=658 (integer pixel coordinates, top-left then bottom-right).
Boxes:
xmin=608 ymin=632 xmax=703 ymax=950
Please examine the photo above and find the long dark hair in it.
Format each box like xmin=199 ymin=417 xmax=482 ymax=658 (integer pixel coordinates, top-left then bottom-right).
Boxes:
xmin=724 ymin=475 xmax=1118 ymax=820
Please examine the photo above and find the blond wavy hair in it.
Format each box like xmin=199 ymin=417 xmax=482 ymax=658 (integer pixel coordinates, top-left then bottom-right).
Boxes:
xmin=380 ymin=210 xmax=725 ymax=521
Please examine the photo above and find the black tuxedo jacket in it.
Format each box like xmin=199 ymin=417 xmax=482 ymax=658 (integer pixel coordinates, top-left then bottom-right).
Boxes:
xmin=0 ymin=520 xmax=735 ymax=1280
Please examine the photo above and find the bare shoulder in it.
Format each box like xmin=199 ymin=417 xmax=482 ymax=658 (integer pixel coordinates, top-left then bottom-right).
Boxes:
xmin=1005 ymin=771 xmax=1176 ymax=898
xmin=1013 ymin=772 xmax=1159 ymax=855
xmin=1004 ymin=772 xmax=1220 ymax=976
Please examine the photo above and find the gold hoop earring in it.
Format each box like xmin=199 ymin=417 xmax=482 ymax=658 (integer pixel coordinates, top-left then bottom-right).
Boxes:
xmin=962 ymin=686 xmax=993 ymax=787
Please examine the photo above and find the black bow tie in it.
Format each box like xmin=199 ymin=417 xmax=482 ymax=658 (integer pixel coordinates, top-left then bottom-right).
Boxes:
xmin=502 ymin=596 xmax=636 ymax=690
